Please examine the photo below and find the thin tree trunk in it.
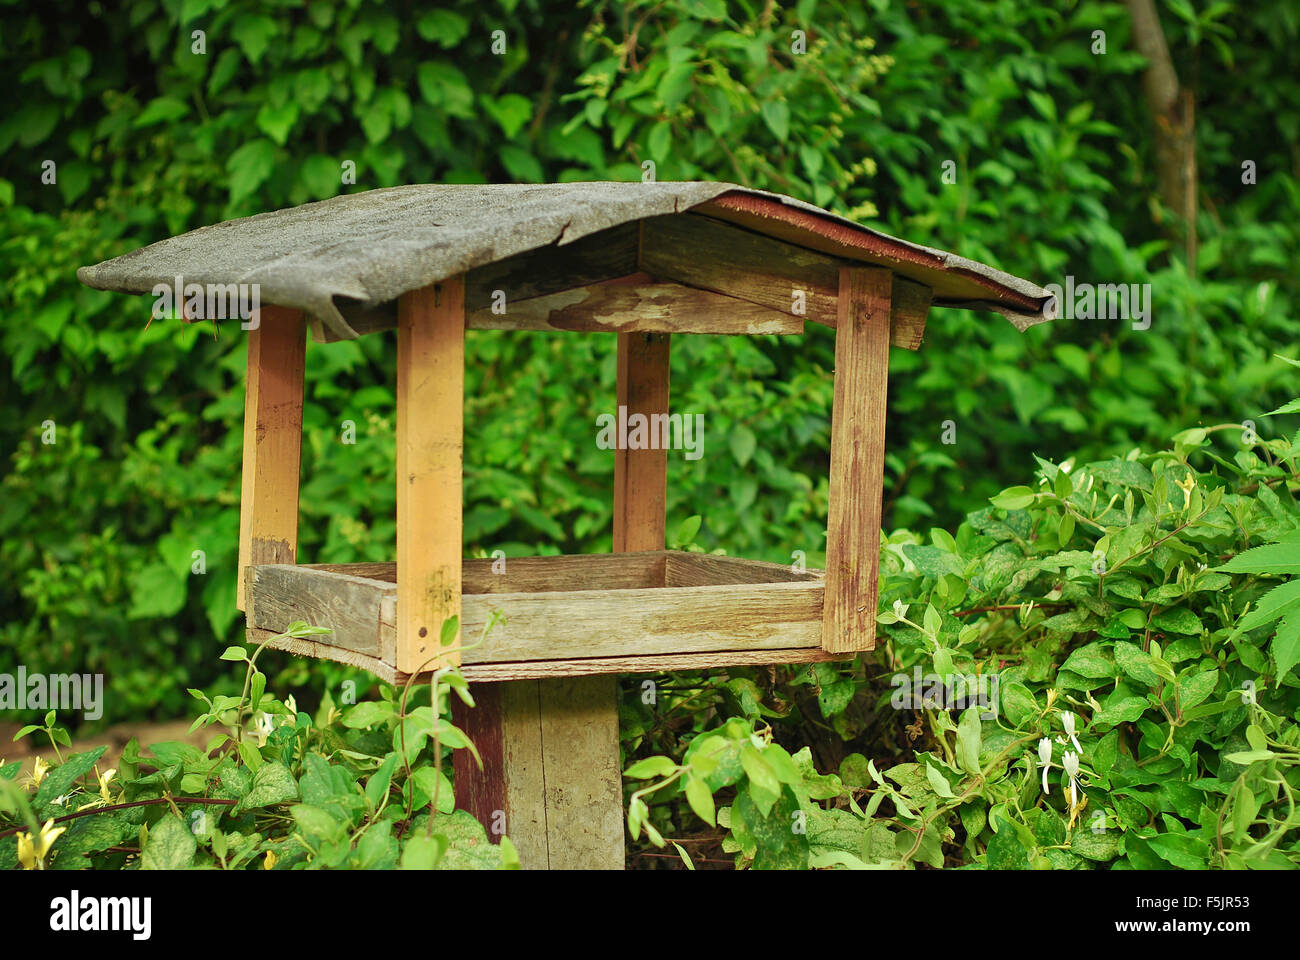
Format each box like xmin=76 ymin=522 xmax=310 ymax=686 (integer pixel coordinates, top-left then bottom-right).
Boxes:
xmin=1126 ymin=0 xmax=1198 ymax=271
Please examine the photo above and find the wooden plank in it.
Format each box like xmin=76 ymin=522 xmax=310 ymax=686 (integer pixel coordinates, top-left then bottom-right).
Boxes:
xmin=823 ymin=267 xmax=892 ymax=654
xmin=641 ymin=213 xmax=928 ymax=349
xmin=462 ymin=579 xmax=824 ymax=660
xmin=248 ymin=555 xmax=824 ymax=665
xmin=613 ymin=332 xmax=671 ymax=552
xmin=537 ymin=675 xmax=624 ymax=869
xmin=642 ymin=214 xmax=839 ymax=326
xmin=303 ymin=551 xmax=816 ymax=591
xmin=468 ymin=277 xmax=802 ymax=335
xmin=246 ymin=564 xmax=392 ymax=657
xmin=451 ymin=676 xmax=621 ymax=869
xmin=664 ymin=552 xmax=822 ymax=587
xmin=304 ymin=551 xmax=667 ymax=591
xmin=396 ymin=278 xmax=465 ymax=673
xmin=889 ymin=276 xmax=932 ymax=351
xmin=249 ymin=626 xmax=846 ymax=685
xmin=237 ymin=305 xmax=305 ymax=611
xmin=457 ymin=646 xmax=847 ymax=682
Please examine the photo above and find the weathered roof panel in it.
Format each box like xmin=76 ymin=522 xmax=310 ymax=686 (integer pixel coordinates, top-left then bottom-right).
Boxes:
xmin=77 ymin=181 xmax=1054 ymax=339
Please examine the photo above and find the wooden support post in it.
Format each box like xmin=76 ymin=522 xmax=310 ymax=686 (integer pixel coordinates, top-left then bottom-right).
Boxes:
xmin=237 ymin=305 xmax=305 ymax=612
xmin=452 ymin=331 xmax=665 ymax=868
xmin=453 ymin=675 xmax=623 ymax=869
xmin=396 ymin=277 xmax=465 ymax=673
xmin=823 ymin=267 xmax=892 ymax=654
xmin=613 ymin=332 xmax=671 ymax=551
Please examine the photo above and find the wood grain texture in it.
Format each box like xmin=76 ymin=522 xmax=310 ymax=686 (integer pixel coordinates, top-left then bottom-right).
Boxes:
xmin=249 ymin=625 xmax=847 ymax=685
xmin=641 ymin=213 xmax=926 ymax=349
xmin=454 ymin=646 xmax=847 ymax=682
xmin=613 ymin=332 xmax=671 ymax=552
xmin=468 ymin=278 xmax=802 ymax=335
xmin=461 ymin=578 xmax=824 ymax=660
xmin=247 ymin=553 xmax=828 ymax=667
xmin=823 ymin=266 xmax=892 ymax=654
xmin=237 ymin=305 xmax=305 ymax=611
xmin=888 ymin=276 xmax=933 ymax=351
xmin=312 ymin=224 xmax=639 ymax=343
xmin=536 ymin=675 xmax=624 ymax=869
xmin=245 ymin=564 xmax=394 ymax=657
xmin=451 ymin=684 xmax=511 ymax=854
xmin=452 ymin=676 xmax=622 ymax=869
xmin=663 ymin=552 xmax=821 ymax=587
xmin=396 ymin=278 xmax=465 ymax=672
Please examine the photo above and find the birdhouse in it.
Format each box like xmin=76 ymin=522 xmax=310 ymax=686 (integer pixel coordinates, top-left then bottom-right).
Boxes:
xmin=79 ymin=182 xmax=1051 ymax=868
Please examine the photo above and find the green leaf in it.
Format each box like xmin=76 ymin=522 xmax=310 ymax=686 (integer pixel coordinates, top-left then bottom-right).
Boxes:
xmin=415 ymin=10 xmax=469 ymax=47
xmin=35 ymin=746 xmax=107 ymax=814
xmin=227 ymin=138 xmax=276 ymax=204
xmin=730 ymin=424 xmax=757 ymax=467
xmin=685 ymin=774 xmax=716 ymax=826
xmin=675 ymin=514 xmax=702 ymax=546
xmin=956 ymin=708 xmax=983 ymax=775
xmin=760 ymin=101 xmax=789 ymax=142
xmin=140 ymin=814 xmax=197 ymax=870
xmin=925 ymin=761 xmax=956 ymax=798
xmin=401 ymin=834 xmax=448 ymax=869
xmin=991 ymin=486 xmax=1036 ymax=510
xmin=219 ymin=646 xmax=248 ymax=662
xmin=1273 ymin=614 xmax=1300 ymax=678
xmin=1220 ymin=544 xmax=1300 ymax=575
xmin=624 ymin=755 xmax=677 ymax=779
xmin=1146 ymin=832 xmax=1210 ymax=869
xmin=231 ymin=13 xmax=278 ymax=64
xmin=127 ymin=563 xmax=187 ymax=620
xmin=237 ymin=762 xmax=299 ymax=813
xmin=342 ymin=700 xmax=394 ymax=728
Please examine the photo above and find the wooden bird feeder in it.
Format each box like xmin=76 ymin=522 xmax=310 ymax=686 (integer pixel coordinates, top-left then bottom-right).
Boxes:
xmin=80 ymin=182 xmax=1052 ymax=868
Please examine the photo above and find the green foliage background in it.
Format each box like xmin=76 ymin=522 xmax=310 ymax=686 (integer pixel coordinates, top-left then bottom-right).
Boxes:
xmin=2 ymin=0 xmax=1300 ymax=868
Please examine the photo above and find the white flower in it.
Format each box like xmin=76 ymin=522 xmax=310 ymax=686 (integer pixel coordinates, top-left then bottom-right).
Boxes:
xmin=52 ymin=795 xmax=69 ymax=807
xmin=1062 ymin=710 xmax=1083 ymax=753
xmin=1038 ymin=738 xmax=1054 ymax=794
xmin=1063 ymin=751 xmax=1081 ymax=808
xmin=254 ymin=711 xmax=275 ymax=746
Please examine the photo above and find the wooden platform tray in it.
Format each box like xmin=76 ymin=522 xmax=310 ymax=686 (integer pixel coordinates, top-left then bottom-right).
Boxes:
xmin=245 ymin=550 xmax=844 ymax=683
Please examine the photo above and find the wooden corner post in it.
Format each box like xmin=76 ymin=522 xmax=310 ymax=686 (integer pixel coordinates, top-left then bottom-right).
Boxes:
xmin=396 ymin=277 xmax=465 ymax=674
xmin=614 ymin=332 xmax=671 ymax=551
xmin=823 ymin=267 xmax=892 ymax=654
xmin=238 ymin=305 xmax=306 ymax=611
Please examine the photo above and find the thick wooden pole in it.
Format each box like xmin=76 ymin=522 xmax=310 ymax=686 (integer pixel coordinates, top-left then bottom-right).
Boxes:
xmin=237 ymin=305 xmax=305 ymax=611
xmin=396 ymin=278 xmax=465 ymax=673
xmin=823 ymin=267 xmax=892 ymax=654
xmin=453 ymin=677 xmax=622 ymax=869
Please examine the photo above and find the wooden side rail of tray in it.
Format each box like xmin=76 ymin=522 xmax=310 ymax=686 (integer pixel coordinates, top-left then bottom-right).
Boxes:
xmin=244 ymin=550 xmax=846 ymax=683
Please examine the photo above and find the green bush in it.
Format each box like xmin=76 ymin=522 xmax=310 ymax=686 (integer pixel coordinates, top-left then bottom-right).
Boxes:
xmin=0 ymin=621 xmax=513 ymax=870
xmin=2 ymin=0 xmax=1300 ymax=764
xmin=624 ymin=367 xmax=1300 ymax=868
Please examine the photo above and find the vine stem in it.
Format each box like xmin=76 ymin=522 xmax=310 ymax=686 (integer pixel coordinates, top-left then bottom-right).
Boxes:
xmin=0 ymin=797 xmax=236 ymax=841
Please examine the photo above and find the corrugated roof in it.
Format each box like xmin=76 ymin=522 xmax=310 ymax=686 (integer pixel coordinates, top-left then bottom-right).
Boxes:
xmin=78 ymin=181 xmax=1055 ymax=340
